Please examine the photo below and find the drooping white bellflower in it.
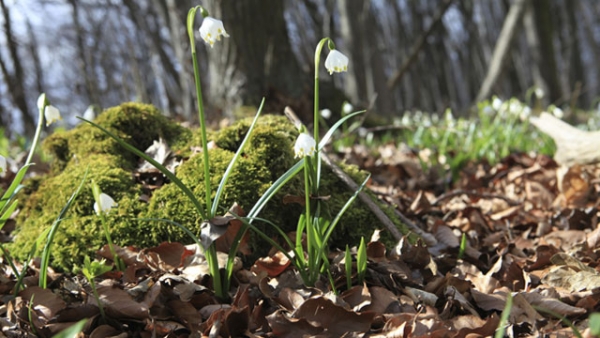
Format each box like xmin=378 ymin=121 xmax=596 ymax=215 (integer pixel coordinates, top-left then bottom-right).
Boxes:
xmin=199 ymin=17 xmax=229 ymax=47
xmin=94 ymin=193 xmax=117 ymax=215
xmin=294 ymin=133 xmax=317 ymax=158
xmin=44 ymin=105 xmax=62 ymax=126
xmin=324 ymin=50 xmax=349 ymax=75
xmin=0 ymin=155 xmax=6 ymax=175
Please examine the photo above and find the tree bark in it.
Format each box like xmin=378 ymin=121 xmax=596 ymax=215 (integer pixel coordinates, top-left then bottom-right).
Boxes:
xmin=203 ymin=0 xmax=308 ymax=117
xmin=0 ymin=0 xmax=35 ymax=137
xmin=475 ymin=0 xmax=527 ymax=103
xmin=531 ymin=0 xmax=562 ymax=103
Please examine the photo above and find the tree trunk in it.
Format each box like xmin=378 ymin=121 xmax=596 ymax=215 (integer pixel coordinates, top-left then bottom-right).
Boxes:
xmin=531 ymin=0 xmax=562 ymax=104
xmin=203 ymin=0 xmax=308 ymax=118
xmin=475 ymin=0 xmax=527 ymax=103
xmin=0 ymin=0 xmax=35 ymax=137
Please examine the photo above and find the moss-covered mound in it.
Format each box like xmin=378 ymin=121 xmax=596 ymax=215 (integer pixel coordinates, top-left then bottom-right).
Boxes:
xmin=11 ymin=103 xmax=405 ymax=271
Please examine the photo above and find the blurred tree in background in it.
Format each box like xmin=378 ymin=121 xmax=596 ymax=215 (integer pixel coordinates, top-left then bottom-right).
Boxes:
xmin=0 ymin=0 xmax=599 ymax=137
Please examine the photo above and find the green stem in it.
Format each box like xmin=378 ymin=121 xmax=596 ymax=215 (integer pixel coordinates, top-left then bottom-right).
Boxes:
xmin=99 ymin=213 xmax=124 ymax=271
xmin=89 ymin=279 xmax=107 ymax=323
xmin=191 ymin=51 xmax=212 ymax=218
xmin=188 ymin=6 xmax=213 ymax=218
xmin=303 ymin=160 xmax=315 ymax=285
xmin=205 ymin=245 xmax=224 ymax=299
xmin=313 ymin=38 xmax=330 ymax=191
xmin=25 ymin=106 xmax=45 ymax=166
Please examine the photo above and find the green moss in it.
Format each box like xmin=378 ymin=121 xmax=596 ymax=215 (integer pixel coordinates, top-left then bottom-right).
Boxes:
xmin=13 ymin=104 xmax=408 ymax=272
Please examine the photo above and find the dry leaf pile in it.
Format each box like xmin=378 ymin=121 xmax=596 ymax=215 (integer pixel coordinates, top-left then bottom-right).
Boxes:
xmin=2 ymin=141 xmax=600 ymax=337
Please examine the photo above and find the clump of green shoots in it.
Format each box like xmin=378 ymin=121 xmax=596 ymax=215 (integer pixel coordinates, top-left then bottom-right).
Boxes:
xmin=81 ymin=256 xmax=112 ymax=323
xmin=81 ymin=6 xmax=263 ymax=300
xmin=333 ymin=97 xmax=556 ymax=176
xmin=0 ymin=93 xmax=63 ymax=294
xmin=224 ymin=38 xmax=368 ymax=290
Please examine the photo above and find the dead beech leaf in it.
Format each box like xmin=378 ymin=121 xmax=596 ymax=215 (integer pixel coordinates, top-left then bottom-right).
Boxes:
xmin=274 ymin=287 xmax=306 ymax=312
xmin=362 ymin=286 xmax=398 ymax=314
xmin=340 ymin=285 xmax=371 ymax=312
xmin=453 ymin=313 xmax=500 ymax=338
xmin=557 ymin=165 xmax=590 ymax=208
xmin=19 ymin=286 xmax=66 ymax=320
xmin=168 ymin=299 xmax=202 ymax=333
xmin=410 ymin=190 xmax=432 ymax=214
xmin=292 ymin=296 xmax=375 ymax=336
xmin=521 ymin=291 xmax=586 ymax=316
xmin=470 ymin=289 xmax=508 ymax=312
xmin=252 ymin=251 xmax=291 ymax=277
xmin=145 ymin=242 xmax=192 ymax=271
xmin=215 ymin=214 xmax=252 ymax=256
xmin=267 ymin=310 xmax=323 ymax=338
xmin=95 ymin=281 xmax=149 ymax=320
xmin=90 ymin=324 xmax=122 ymax=338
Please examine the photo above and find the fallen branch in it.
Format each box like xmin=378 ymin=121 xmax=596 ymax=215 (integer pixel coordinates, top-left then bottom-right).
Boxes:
xmin=530 ymin=112 xmax=600 ymax=166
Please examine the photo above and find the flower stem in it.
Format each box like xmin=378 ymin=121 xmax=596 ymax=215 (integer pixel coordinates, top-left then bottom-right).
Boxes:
xmin=313 ymin=38 xmax=330 ymax=191
xmin=25 ymin=106 xmax=45 ymax=166
xmin=188 ymin=6 xmax=213 ymax=218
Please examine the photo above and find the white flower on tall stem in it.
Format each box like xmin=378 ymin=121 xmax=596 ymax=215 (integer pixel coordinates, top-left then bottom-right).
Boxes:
xmin=324 ymin=50 xmax=349 ymax=75
xmin=0 ymin=155 xmax=6 ymax=175
xmin=294 ymin=133 xmax=316 ymax=158
xmin=44 ymin=105 xmax=61 ymax=126
xmin=199 ymin=17 xmax=229 ymax=47
xmin=94 ymin=193 xmax=117 ymax=215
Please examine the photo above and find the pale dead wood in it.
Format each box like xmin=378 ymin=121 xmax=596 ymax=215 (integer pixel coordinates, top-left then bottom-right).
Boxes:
xmin=530 ymin=112 xmax=600 ymax=166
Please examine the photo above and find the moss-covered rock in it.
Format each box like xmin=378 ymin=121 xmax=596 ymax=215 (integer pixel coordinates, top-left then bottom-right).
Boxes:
xmin=12 ymin=103 xmax=406 ymax=272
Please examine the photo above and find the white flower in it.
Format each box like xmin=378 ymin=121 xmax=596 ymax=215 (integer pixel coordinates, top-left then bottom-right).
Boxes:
xmin=492 ymin=97 xmax=503 ymax=111
xmin=294 ymin=133 xmax=316 ymax=158
xmin=0 ymin=155 xmax=6 ymax=175
xmin=325 ymin=50 xmax=349 ymax=75
xmin=37 ymin=93 xmax=47 ymax=110
xmin=342 ymin=102 xmax=353 ymax=114
xmin=552 ymin=106 xmax=564 ymax=119
xmin=44 ymin=105 xmax=61 ymax=126
xmin=534 ymin=87 xmax=545 ymax=99
xmin=320 ymin=108 xmax=332 ymax=119
xmin=83 ymin=105 xmax=96 ymax=121
xmin=94 ymin=193 xmax=117 ymax=215
xmin=199 ymin=17 xmax=229 ymax=47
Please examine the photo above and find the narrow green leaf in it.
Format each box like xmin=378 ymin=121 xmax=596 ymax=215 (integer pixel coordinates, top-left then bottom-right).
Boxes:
xmin=356 ymin=236 xmax=367 ymax=284
xmin=212 ymin=98 xmax=265 ymax=216
xmin=40 ymin=167 xmax=88 ymax=288
xmin=78 ymin=117 xmax=206 ymax=219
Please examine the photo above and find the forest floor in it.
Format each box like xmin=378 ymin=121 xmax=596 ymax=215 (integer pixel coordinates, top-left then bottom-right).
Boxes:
xmin=2 ymin=140 xmax=599 ymax=337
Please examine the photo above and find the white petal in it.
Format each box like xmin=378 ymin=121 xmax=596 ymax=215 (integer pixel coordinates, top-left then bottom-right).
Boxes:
xmin=44 ymin=105 xmax=61 ymax=126
xmin=342 ymin=102 xmax=354 ymax=114
xmin=83 ymin=105 xmax=96 ymax=121
xmin=94 ymin=192 xmax=117 ymax=215
xmin=37 ymin=93 xmax=47 ymax=110
xmin=320 ymin=109 xmax=332 ymax=119
xmin=325 ymin=50 xmax=349 ymax=75
xmin=294 ymin=133 xmax=316 ymax=158
xmin=0 ymin=155 xmax=6 ymax=174
xmin=199 ymin=17 xmax=229 ymax=47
